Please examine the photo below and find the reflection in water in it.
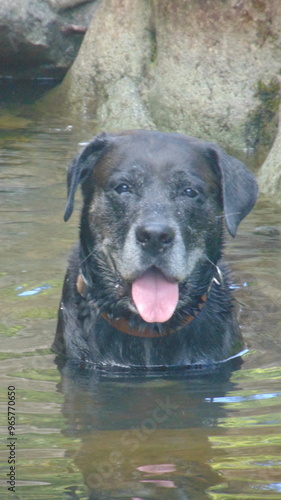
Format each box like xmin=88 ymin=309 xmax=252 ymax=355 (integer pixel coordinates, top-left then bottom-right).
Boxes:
xmin=57 ymin=360 xmax=241 ymax=500
xmin=56 ymin=358 xmax=281 ymax=499
xmin=0 ymin=100 xmax=281 ymax=499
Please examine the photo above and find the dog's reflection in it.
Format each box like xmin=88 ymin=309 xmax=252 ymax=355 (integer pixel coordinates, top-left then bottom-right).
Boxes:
xmin=57 ymin=359 xmax=241 ymax=500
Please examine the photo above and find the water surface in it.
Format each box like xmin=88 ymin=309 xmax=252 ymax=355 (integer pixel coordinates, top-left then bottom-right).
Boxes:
xmin=0 ymin=94 xmax=281 ymax=500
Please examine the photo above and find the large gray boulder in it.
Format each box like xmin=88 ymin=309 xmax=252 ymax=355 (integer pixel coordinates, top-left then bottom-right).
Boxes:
xmin=258 ymin=107 xmax=281 ymax=201
xmin=54 ymin=0 xmax=156 ymax=129
xmin=49 ymin=0 xmax=281 ymax=153
xmin=0 ymin=0 xmax=98 ymax=78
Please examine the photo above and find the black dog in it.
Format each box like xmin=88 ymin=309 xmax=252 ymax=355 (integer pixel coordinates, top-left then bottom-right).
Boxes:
xmin=53 ymin=130 xmax=258 ymax=370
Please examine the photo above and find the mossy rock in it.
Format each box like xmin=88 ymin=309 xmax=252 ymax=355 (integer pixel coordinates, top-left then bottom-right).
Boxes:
xmin=245 ymin=77 xmax=280 ymax=160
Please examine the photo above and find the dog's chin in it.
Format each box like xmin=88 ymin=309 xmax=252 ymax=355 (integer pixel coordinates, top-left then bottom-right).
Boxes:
xmin=101 ymin=262 xmax=194 ymax=324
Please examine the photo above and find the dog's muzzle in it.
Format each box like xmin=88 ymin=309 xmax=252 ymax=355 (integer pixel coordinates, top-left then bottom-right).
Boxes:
xmin=135 ymin=220 xmax=176 ymax=254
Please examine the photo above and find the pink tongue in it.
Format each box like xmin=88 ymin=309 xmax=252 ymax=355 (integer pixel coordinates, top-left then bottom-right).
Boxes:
xmin=132 ymin=269 xmax=179 ymax=323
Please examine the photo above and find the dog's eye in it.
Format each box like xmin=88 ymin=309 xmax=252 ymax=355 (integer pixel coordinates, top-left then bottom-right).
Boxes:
xmin=182 ymin=187 xmax=198 ymax=198
xmin=114 ymin=183 xmax=131 ymax=194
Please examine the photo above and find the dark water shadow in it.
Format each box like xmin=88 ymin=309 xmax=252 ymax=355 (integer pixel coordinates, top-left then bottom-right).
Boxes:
xmin=56 ymin=358 xmax=242 ymax=500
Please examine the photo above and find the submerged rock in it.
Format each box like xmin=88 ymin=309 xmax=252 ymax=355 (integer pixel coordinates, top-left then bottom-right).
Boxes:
xmin=253 ymin=226 xmax=280 ymax=237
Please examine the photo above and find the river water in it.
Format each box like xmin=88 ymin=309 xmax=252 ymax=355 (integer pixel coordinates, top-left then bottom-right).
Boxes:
xmin=0 ymin=84 xmax=281 ymax=500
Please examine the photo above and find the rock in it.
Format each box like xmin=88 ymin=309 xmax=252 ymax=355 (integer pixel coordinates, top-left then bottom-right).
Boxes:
xmin=46 ymin=0 xmax=281 ymax=151
xmin=0 ymin=0 xmax=98 ymax=79
xmin=253 ymin=225 xmax=280 ymax=237
xmin=47 ymin=0 xmax=94 ymax=9
xmin=258 ymin=104 xmax=281 ymax=203
xmin=54 ymin=0 xmax=155 ymax=129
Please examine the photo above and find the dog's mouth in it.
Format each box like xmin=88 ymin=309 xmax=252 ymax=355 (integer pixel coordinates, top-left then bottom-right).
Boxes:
xmin=131 ymin=267 xmax=179 ymax=323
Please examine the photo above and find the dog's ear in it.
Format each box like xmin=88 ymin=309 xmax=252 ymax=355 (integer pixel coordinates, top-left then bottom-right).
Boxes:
xmin=64 ymin=133 xmax=109 ymax=222
xmin=207 ymin=146 xmax=258 ymax=237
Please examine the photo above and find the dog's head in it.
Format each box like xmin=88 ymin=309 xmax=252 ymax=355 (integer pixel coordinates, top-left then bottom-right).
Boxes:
xmin=64 ymin=130 xmax=258 ymax=323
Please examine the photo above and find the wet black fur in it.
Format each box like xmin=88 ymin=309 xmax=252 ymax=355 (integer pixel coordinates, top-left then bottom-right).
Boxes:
xmin=53 ymin=130 xmax=258 ymax=371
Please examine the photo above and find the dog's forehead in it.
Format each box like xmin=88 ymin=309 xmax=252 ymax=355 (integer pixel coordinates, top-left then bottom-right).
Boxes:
xmin=94 ymin=132 xmax=217 ymax=184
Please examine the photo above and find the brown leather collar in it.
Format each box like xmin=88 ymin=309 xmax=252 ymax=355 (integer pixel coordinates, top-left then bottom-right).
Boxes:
xmin=76 ymin=273 xmax=207 ymax=338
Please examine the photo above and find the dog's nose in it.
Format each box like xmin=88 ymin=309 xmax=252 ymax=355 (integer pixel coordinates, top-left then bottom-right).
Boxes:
xmin=136 ymin=222 xmax=175 ymax=252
